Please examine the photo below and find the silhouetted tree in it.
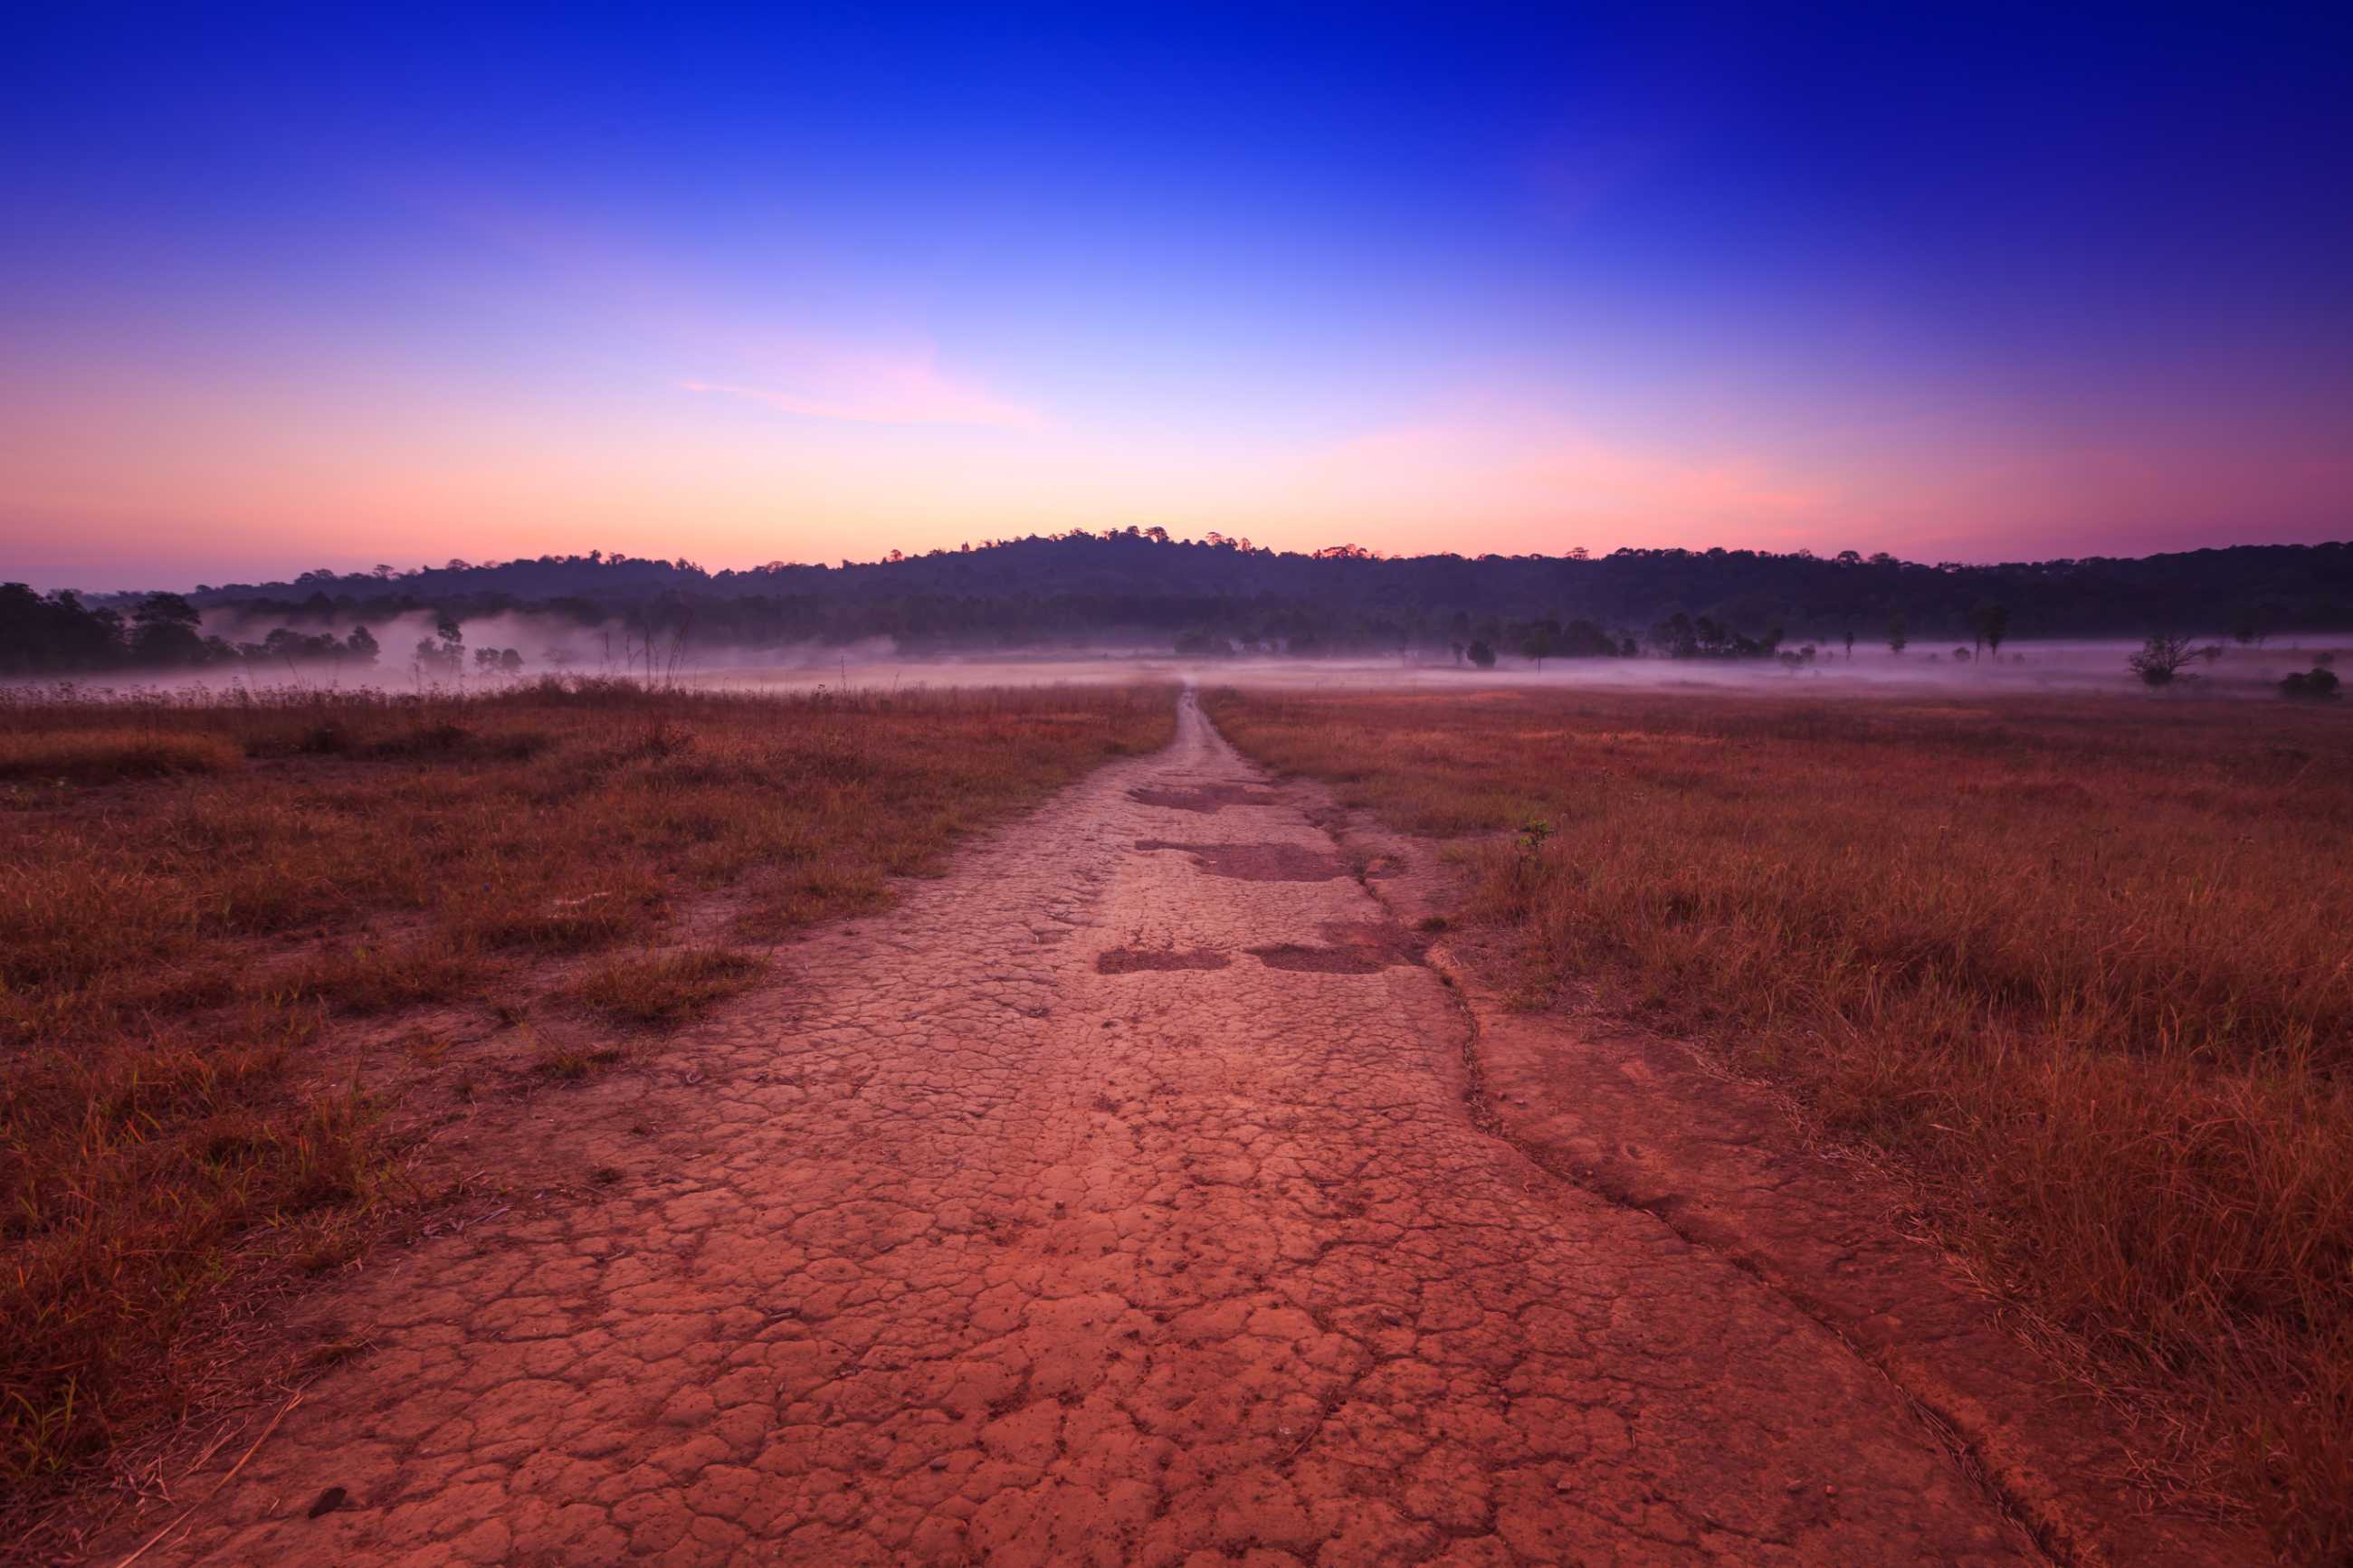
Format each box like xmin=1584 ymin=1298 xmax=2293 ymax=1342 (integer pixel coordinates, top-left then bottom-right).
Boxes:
xmin=1974 ymin=603 xmax=2010 ymax=660
xmin=129 ymin=593 xmax=208 ymax=667
xmin=2128 ymin=632 xmax=2197 ymax=686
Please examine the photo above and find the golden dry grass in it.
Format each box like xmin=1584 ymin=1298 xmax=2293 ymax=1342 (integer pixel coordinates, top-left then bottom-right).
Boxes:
xmin=0 ymin=676 xmax=1173 ymax=1499
xmin=1205 ymin=679 xmax=2353 ymax=1563
xmin=566 ymin=946 xmax=768 ymax=1028
xmin=0 ymin=728 xmax=244 ymax=784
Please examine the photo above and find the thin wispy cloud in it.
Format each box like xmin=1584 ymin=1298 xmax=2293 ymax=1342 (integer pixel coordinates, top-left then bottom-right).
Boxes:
xmin=682 ymin=351 xmax=1043 ymax=431
xmin=386 ymin=185 xmax=1047 ymax=432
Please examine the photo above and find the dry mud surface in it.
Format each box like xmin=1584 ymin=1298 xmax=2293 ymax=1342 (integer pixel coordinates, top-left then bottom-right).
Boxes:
xmin=118 ymin=692 xmax=2187 ymax=1565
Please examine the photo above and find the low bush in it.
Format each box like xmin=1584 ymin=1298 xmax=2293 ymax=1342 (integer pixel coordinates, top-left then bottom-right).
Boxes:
xmin=2281 ymin=667 xmax=2342 ymax=701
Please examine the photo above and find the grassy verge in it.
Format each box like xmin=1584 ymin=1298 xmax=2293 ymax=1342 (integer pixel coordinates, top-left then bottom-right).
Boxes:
xmin=1 ymin=675 xmax=1172 ymax=1499
xmin=1205 ymin=680 xmax=2353 ymax=1562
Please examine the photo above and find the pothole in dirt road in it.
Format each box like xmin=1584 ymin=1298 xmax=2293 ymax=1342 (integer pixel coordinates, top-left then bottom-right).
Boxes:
xmin=1127 ymin=783 xmax=1286 ymax=813
xmin=1095 ymin=947 xmax=1234 ymax=974
xmin=1133 ymin=841 xmax=1349 ymax=880
xmin=1248 ymin=920 xmax=1429 ymax=973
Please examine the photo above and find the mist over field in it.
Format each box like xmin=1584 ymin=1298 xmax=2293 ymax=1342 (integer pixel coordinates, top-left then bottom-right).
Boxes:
xmin=22 ymin=637 xmax=2345 ymax=708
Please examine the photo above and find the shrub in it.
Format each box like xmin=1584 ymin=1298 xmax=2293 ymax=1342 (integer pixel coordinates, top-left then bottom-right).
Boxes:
xmin=2281 ymin=668 xmax=2343 ymax=701
xmin=2128 ymin=632 xmax=2197 ymax=686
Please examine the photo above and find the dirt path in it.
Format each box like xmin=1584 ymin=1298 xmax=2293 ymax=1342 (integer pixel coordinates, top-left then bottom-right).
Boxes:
xmin=129 ymin=689 xmax=2042 ymax=1565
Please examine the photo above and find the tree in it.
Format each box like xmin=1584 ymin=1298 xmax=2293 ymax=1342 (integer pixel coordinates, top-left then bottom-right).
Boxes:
xmin=1975 ymin=603 xmax=2010 ymax=660
xmin=2128 ymin=632 xmax=2197 ymax=686
xmin=1466 ymin=639 xmax=1497 ymax=670
xmin=1843 ymin=630 xmax=1855 ymax=660
xmin=415 ymin=617 xmax=464 ymax=677
xmin=1521 ymin=619 xmax=1559 ymax=671
xmin=1886 ymin=613 xmax=1908 ymax=655
xmin=129 ymin=592 xmax=208 ymax=667
xmin=345 ymin=625 xmax=379 ymax=665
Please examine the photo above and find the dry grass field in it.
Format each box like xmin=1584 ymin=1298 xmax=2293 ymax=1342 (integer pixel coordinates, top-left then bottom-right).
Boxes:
xmin=0 ymin=677 xmax=1173 ymax=1503
xmin=1205 ymin=679 xmax=2353 ymax=1561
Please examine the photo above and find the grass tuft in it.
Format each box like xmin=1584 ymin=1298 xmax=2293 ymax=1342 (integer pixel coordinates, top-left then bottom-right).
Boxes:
xmin=529 ymin=1043 xmax=627 ymax=1079
xmin=567 ymin=947 xmax=767 ymax=1029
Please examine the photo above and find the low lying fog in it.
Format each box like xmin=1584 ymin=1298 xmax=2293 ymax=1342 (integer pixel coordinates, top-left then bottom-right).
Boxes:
xmin=650 ymin=635 xmax=2339 ymax=699
xmin=17 ymin=637 xmax=2346 ymax=703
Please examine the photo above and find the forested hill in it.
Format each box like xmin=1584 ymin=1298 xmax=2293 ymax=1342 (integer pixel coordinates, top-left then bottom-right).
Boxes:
xmin=7 ymin=533 xmax=2348 ymax=673
xmin=185 ymin=535 xmax=2352 ymax=643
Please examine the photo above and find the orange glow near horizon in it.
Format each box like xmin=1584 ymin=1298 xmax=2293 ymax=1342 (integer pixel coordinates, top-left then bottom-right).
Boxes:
xmin=8 ymin=336 xmax=2347 ymax=591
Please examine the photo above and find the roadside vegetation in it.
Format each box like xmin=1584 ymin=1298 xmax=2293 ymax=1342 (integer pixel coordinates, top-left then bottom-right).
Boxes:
xmin=0 ymin=676 xmax=1172 ymax=1506
xmin=1205 ymin=681 xmax=2353 ymax=1562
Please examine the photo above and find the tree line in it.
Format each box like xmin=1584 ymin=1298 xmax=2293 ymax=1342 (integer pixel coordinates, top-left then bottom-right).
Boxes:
xmin=5 ymin=533 xmax=2347 ymax=675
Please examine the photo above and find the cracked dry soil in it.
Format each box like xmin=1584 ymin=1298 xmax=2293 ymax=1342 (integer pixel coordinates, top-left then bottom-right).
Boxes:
xmin=132 ymin=690 xmax=2050 ymax=1566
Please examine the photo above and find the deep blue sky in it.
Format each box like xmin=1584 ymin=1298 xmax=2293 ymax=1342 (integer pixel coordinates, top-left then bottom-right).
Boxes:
xmin=4 ymin=3 xmax=2348 ymax=587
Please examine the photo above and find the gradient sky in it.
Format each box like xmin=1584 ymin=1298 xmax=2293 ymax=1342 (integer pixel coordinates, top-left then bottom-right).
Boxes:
xmin=4 ymin=3 xmax=2349 ymax=590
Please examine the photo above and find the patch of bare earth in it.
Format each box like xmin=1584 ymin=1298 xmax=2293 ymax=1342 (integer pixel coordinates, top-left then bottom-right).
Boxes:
xmin=1124 ymin=783 xmax=1284 ymax=813
xmin=70 ymin=689 xmax=2250 ymax=1565
xmin=1131 ymin=840 xmax=1348 ymax=880
xmin=1094 ymin=947 xmax=1232 ymax=974
xmin=1248 ymin=920 xmax=1429 ymax=974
